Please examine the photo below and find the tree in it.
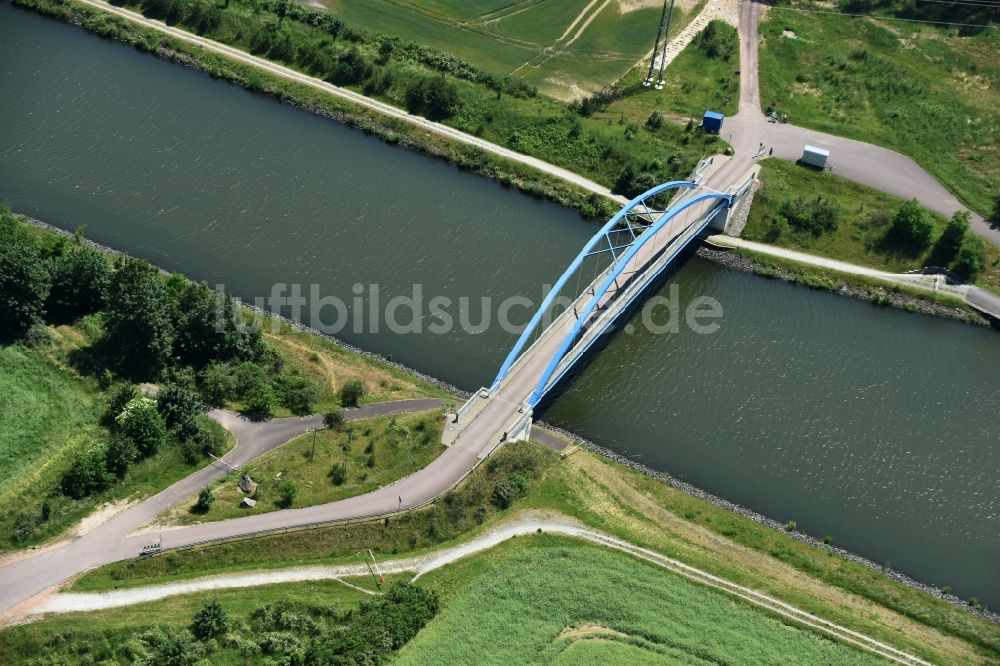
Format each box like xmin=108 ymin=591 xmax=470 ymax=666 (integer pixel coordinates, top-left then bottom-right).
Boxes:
xmin=118 ymin=398 xmax=166 ymax=458
xmin=105 ymin=433 xmax=139 ymax=478
xmin=198 ymin=361 xmax=237 ymax=407
xmin=339 ymin=378 xmax=365 ymax=407
xmin=107 ymin=382 xmax=138 ymax=421
xmin=932 ymin=210 xmax=969 ymax=264
xmin=172 ymin=282 xmax=261 ymax=368
xmin=405 ymin=76 xmax=461 ymax=120
xmin=328 ymin=47 xmax=373 ymax=85
xmin=191 ymin=599 xmax=228 ymax=639
xmin=193 ymin=486 xmax=215 ymax=514
xmin=323 ymin=408 xmax=345 ymax=430
xmin=278 ymin=374 xmax=320 ymax=415
xmin=278 ymin=480 xmax=298 ymax=508
xmin=329 ymin=462 xmax=347 ymax=486
xmin=888 ymin=200 xmax=934 ymax=251
xmin=990 ymin=196 xmax=1000 ymax=228
xmin=0 ymin=208 xmax=51 ymax=340
xmin=11 ymin=512 xmax=38 ymax=544
xmin=104 ymin=258 xmax=175 ymax=376
xmin=60 ymin=447 xmax=113 ymax=499
xmin=157 ymin=383 xmax=204 ymax=436
xmin=243 ymin=384 xmax=274 ymax=421
xmin=645 ymin=110 xmax=663 ymax=130
xmin=46 ymin=244 xmax=111 ymax=322
xmin=952 ymin=237 xmax=984 ymax=281
xmin=696 ymin=20 xmax=737 ymax=60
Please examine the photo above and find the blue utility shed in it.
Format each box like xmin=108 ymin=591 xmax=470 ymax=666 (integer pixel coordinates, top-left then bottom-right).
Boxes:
xmin=702 ymin=110 xmax=724 ymax=134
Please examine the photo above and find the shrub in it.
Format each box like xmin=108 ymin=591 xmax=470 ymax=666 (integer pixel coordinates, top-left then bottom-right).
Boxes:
xmin=277 ymin=374 xmax=320 ymax=415
xmin=193 ymin=487 xmax=215 ymax=514
xmin=157 ymin=383 xmax=204 ymax=433
xmin=198 ymin=361 xmax=236 ymax=407
xmin=278 ymin=480 xmax=298 ymax=508
xmin=405 ymin=75 xmax=461 ymax=120
xmin=105 ymin=433 xmax=139 ymax=478
xmin=323 ymin=409 xmax=345 ymax=430
xmin=695 ymin=20 xmax=737 ymax=61
xmin=11 ymin=512 xmax=38 ymax=544
xmin=933 ymin=211 xmax=969 ymax=263
xmin=339 ymin=378 xmax=365 ymax=407
xmin=108 ymin=382 xmax=138 ymax=420
xmin=888 ymin=199 xmax=934 ymax=251
xmin=46 ymin=244 xmax=111 ymax=321
xmin=952 ymin=237 xmax=984 ymax=280
xmin=243 ymin=385 xmax=274 ymax=421
xmin=779 ymin=197 xmax=839 ymax=236
xmin=117 ymin=397 xmax=166 ymax=458
xmin=329 ymin=462 xmax=347 ymax=486
xmin=0 ymin=208 xmax=51 ymax=340
xmin=131 ymin=627 xmax=198 ymax=665
xmin=327 ymin=47 xmax=372 ymax=85
xmin=24 ymin=322 xmax=53 ymax=348
xmin=60 ymin=447 xmax=113 ymax=499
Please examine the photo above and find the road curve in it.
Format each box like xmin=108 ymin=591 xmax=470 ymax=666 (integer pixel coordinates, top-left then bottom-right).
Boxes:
xmin=713 ymin=1 xmax=999 ymax=246
xmin=0 ymin=398 xmax=443 ymax=621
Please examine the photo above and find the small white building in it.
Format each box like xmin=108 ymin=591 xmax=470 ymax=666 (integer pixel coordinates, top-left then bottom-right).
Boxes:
xmin=801 ymin=145 xmax=830 ymax=169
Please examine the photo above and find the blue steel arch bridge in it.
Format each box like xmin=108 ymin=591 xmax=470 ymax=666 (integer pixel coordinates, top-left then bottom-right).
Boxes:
xmin=443 ymin=176 xmax=753 ymax=455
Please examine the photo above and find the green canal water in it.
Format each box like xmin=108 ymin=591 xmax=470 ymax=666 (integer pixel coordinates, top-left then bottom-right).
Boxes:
xmin=2 ymin=2 xmax=998 ymax=607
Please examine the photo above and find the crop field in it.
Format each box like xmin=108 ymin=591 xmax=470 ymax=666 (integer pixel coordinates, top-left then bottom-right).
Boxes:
xmin=325 ymin=0 xmax=686 ymax=99
xmin=398 ymin=536 xmax=884 ymax=665
xmin=163 ymin=410 xmax=445 ymax=524
xmin=758 ymin=1 xmax=1000 ymax=216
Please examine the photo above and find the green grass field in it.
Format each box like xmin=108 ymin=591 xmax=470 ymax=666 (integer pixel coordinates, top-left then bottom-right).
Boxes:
xmin=758 ymin=1 xmax=1000 ymax=216
xmin=163 ymin=410 xmax=445 ymax=524
xmin=328 ymin=0 xmax=668 ymax=99
xmin=743 ymin=159 xmax=1000 ymax=292
xmin=0 ymin=342 xmax=104 ymax=496
xmin=397 ymin=536 xmax=883 ymax=665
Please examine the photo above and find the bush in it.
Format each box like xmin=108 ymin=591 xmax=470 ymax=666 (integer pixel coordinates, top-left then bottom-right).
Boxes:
xmin=339 ymin=378 xmax=365 ymax=407
xmin=405 ymin=75 xmax=461 ymax=120
xmin=60 ymin=447 xmax=113 ymax=499
xmin=933 ymin=211 xmax=969 ymax=264
xmin=46 ymin=244 xmax=111 ymax=321
xmin=277 ymin=374 xmax=320 ymax=415
xmin=243 ymin=385 xmax=274 ymax=421
xmin=11 ymin=512 xmax=39 ymax=544
xmin=329 ymin=463 xmax=347 ymax=486
xmin=108 ymin=382 xmax=138 ymax=420
xmin=0 ymin=208 xmax=51 ymax=340
xmin=278 ymin=480 xmax=298 ymax=508
xmin=105 ymin=433 xmax=139 ymax=478
xmin=193 ymin=487 xmax=215 ymax=514
xmin=157 ymin=383 xmax=204 ymax=434
xmin=24 ymin=322 xmax=53 ymax=348
xmin=323 ymin=409 xmax=345 ymax=430
xmin=888 ymin=199 xmax=934 ymax=251
xmin=327 ymin=47 xmax=372 ymax=85
xmin=779 ymin=197 xmax=839 ymax=236
xmin=190 ymin=598 xmax=228 ymax=640
xmin=952 ymin=237 xmax=984 ymax=280
xmin=130 ymin=627 xmax=198 ymax=665
xmin=117 ymin=397 xmax=166 ymax=458
xmin=695 ymin=20 xmax=737 ymax=61
xmin=198 ymin=361 xmax=236 ymax=407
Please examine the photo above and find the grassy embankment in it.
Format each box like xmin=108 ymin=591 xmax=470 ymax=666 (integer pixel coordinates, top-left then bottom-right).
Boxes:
xmin=398 ymin=537 xmax=882 ymax=665
xmin=162 ymin=410 xmax=445 ymax=525
xmin=758 ymin=0 xmax=1000 ymax=217
xmin=744 ymin=159 xmax=1000 ymax=294
xmin=12 ymin=0 xmax=725 ymax=217
xmin=0 ymin=212 xmax=448 ymax=552
xmin=73 ymin=442 xmax=1000 ymax=665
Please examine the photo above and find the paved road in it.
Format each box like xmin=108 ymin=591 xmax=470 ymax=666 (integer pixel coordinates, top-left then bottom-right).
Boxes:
xmin=0 ymin=399 xmax=442 ymax=620
xmin=708 ymin=1 xmax=1000 ymax=247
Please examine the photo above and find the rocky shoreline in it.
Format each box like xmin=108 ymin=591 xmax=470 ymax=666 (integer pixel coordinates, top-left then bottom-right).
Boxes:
xmin=21 ymin=212 xmax=998 ymax=623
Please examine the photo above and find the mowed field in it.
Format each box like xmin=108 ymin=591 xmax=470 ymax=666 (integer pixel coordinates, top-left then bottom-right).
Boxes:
xmin=397 ymin=536 xmax=885 ymax=665
xmin=324 ymin=0 xmax=682 ymax=98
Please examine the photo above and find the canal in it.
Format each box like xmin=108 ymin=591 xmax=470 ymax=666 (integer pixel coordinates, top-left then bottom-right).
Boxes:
xmin=2 ymin=2 xmax=998 ymax=607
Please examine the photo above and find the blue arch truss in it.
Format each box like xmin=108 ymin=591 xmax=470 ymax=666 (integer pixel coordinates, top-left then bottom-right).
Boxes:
xmin=490 ymin=180 xmax=732 ymax=406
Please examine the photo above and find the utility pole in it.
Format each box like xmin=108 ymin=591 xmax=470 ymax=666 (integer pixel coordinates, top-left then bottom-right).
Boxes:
xmin=644 ymin=0 xmax=676 ymax=89
xmin=310 ymin=428 xmax=317 ymax=462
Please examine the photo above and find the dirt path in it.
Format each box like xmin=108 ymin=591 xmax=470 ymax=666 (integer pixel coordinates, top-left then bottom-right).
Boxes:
xmin=32 ymin=512 xmax=929 ymax=666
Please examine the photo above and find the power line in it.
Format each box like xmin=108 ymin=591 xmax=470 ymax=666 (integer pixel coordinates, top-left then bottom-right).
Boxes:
xmin=766 ymin=5 xmax=999 ymax=29
xmin=917 ymin=0 xmax=1000 ymax=8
